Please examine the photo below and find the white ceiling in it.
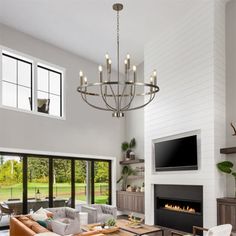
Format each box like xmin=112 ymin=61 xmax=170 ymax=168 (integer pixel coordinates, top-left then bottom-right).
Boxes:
xmin=0 ymin=0 xmax=201 ymax=67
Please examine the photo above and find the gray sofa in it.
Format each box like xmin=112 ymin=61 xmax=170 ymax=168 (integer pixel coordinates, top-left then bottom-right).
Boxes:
xmin=81 ymin=204 xmax=117 ymax=224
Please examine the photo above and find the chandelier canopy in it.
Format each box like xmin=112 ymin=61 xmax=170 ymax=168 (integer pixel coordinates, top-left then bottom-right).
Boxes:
xmin=77 ymin=3 xmax=159 ymax=117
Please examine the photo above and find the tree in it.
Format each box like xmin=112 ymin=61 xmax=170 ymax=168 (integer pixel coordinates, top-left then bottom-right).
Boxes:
xmin=94 ymin=162 xmax=109 ymax=183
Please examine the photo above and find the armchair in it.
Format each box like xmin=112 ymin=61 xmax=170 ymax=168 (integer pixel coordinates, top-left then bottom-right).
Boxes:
xmin=171 ymin=224 xmax=232 ymax=236
xmin=81 ymin=204 xmax=117 ymax=224
xmin=0 ymin=203 xmax=14 ymax=221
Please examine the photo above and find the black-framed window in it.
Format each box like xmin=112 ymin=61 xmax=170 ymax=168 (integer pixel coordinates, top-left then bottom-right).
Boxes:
xmin=2 ymin=53 xmax=32 ymax=111
xmin=37 ymin=65 xmax=62 ymax=117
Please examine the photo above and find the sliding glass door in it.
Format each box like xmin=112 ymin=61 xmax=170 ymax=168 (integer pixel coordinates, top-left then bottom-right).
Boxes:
xmin=27 ymin=157 xmax=49 ymax=212
xmin=53 ymin=159 xmax=71 ymax=207
xmin=75 ymin=160 xmax=88 ymax=207
xmin=0 ymin=155 xmax=23 ymax=228
xmin=0 ymin=152 xmax=112 ymax=230
xmin=94 ymin=161 xmax=110 ymax=204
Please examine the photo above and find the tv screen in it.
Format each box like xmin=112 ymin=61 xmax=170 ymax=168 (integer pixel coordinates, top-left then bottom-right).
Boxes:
xmin=154 ymin=135 xmax=198 ymax=171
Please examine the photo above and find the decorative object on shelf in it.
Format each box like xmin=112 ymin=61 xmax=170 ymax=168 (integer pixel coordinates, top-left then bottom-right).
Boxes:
xmin=127 ymin=213 xmax=144 ymax=228
xmin=35 ymin=189 xmax=41 ymax=201
xmin=121 ymin=138 xmax=136 ymax=160
xmin=141 ymin=183 xmax=145 ymax=192
xmin=77 ymin=3 xmax=159 ymax=118
xmin=134 ymin=166 xmax=145 ymax=176
xmin=117 ymin=165 xmax=136 ymax=191
xmin=217 ymin=161 xmax=236 ymax=197
xmin=231 ymin=122 xmax=236 ymax=136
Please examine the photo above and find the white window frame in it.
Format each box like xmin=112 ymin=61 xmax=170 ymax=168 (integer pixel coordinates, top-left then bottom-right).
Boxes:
xmin=0 ymin=45 xmax=66 ymax=120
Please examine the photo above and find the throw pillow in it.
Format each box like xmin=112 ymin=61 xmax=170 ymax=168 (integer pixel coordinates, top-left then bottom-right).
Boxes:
xmin=35 ymin=207 xmax=54 ymax=218
xmin=31 ymin=212 xmax=48 ymax=221
xmin=36 ymin=220 xmax=48 ymax=228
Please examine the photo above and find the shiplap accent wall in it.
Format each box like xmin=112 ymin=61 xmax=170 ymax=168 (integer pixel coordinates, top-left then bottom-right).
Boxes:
xmin=144 ymin=0 xmax=226 ymax=227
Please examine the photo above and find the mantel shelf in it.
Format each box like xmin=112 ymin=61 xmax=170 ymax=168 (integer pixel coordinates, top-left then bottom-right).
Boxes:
xmin=220 ymin=147 xmax=236 ymax=154
xmin=119 ymin=159 xmax=144 ymax=165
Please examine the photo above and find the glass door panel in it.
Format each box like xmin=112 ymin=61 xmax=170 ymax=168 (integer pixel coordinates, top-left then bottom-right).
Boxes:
xmin=27 ymin=157 xmax=49 ymax=212
xmin=53 ymin=159 xmax=71 ymax=207
xmin=0 ymin=155 xmax=23 ymax=227
xmin=94 ymin=161 xmax=110 ymax=204
xmin=75 ymin=160 xmax=88 ymax=208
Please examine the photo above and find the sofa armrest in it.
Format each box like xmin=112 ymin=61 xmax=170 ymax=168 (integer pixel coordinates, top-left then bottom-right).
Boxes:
xmin=81 ymin=205 xmax=98 ymax=224
xmin=65 ymin=207 xmax=80 ymax=220
xmin=101 ymin=205 xmax=117 ymax=219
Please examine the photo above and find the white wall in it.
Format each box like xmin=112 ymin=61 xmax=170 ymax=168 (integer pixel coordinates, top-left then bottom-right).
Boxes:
xmin=144 ymin=0 xmax=226 ymax=228
xmin=125 ymin=62 xmax=144 ymax=160
xmin=226 ymin=0 xmax=236 ymax=197
xmin=0 ymin=24 xmax=125 ymax=192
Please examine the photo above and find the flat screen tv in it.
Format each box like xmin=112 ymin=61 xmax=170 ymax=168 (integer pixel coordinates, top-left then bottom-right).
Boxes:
xmin=154 ymin=135 xmax=198 ymax=171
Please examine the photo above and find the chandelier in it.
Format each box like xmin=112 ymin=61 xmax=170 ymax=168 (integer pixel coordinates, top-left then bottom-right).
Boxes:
xmin=77 ymin=3 xmax=159 ymax=117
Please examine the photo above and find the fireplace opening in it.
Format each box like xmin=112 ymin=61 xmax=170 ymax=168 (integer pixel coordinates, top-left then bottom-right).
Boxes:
xmin=154 ymin=185 xmax=203 ymax=235
xmin=157 ymin=198 xmax=202 ymax=215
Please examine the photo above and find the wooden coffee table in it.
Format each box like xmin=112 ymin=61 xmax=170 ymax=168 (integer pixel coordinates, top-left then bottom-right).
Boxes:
xmin=116 ymin=219 xmax=164 ymax=236
xmin=81 ymin=223 xmax=136 ymax=236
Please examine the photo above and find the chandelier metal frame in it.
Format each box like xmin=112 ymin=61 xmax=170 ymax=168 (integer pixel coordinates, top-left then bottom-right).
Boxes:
xmin=77 ymin=3 xmax=159 ymax=117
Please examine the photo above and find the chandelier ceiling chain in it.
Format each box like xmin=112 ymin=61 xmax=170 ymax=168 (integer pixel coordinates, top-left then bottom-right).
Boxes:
xmin=77 ymin=3 xmax=160 ymax=117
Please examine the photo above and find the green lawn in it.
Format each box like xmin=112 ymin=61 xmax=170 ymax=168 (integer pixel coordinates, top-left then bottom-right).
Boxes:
xmin=0 ymin=182 xmax=109 ymax=204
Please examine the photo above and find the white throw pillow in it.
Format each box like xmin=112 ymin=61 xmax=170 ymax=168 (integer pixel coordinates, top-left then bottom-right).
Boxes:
xmin=31 ymin=212 xmax=48 ymax=221
xmin=36 ymin=207 xmax=51 ymax=215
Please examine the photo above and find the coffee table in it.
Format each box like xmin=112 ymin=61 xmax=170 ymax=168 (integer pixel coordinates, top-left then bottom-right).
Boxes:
xmin=116 ymin=219 xmax=164 ymax=236
xmin=81 ymin=223 xmax=136 ymax=236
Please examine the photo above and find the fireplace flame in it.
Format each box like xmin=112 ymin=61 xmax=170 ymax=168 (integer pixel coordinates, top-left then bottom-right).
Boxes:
xmin=164 ymin=204 xmax=196 ymax=213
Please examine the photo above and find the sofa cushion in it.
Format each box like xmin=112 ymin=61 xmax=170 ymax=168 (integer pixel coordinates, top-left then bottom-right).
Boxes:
xmin=18 ymin=216 xmax=35 ymax=228
xmin=31 ymin=222 xmax=50 ymax=234
xmin=51 ymin=219 xmax=81 ymax=236
xmin=35 ymin=233 xmax=59 ymax=236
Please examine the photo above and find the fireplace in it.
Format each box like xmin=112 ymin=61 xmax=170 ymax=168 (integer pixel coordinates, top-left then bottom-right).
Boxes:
xmin=154 ymin=184 xmax=203 ymax=235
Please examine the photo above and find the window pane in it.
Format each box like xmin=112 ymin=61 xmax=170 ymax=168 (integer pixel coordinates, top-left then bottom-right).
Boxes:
xmin=94 ymin=161 xmax=110 ymax=204
xmin=49 ymin=94 xmax=61 ymax=116
xmin=18 ymin=61 xmax=31 ymax=87
xmin=49 ymin=71 xmax=61 ymax=95
xmin=2 ymin=81 xmax=17 ymax=107
xmin=18 ymin=86 xmax=31 ymax=110
xmin=2 ymin=55 xmax=17 ymax=83
xmin=53 ymin=159 xmax=70 ymax=207
xmin=37 ymin=91 xmax=48 ymax=99
xmin=38 ymin=67 xmax=48 ymax=92
xmin=28 ymin=157 xmax=49 ymax=212
xmin=0 ymin=155 xmax=23 ymax=227
xmin=75 ymin=160 xmax=88 ymax=206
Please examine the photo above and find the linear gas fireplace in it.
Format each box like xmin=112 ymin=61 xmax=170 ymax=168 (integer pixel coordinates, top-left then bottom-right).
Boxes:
xmin=154 ymin=184 xmax=203 ymax=235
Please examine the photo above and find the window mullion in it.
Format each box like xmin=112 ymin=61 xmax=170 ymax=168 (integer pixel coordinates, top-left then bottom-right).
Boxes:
xmin=33 ymin=61 xmax=38 ymax=112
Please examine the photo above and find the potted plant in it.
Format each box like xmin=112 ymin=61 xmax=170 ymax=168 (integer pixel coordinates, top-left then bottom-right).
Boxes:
xmin=217 ymin=161 xmax=236 ymax=197
xmin=117 ymin=165 xmax=136 ymax=191
xmin=121 ymin=138 xmax=136 ymax=160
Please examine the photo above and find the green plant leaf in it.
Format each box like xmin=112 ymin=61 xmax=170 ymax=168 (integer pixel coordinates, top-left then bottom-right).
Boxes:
xmin=121 ymin=142 xmax=129 ymax=151
xmin=217 ymin=161 xmax=233 ymax=174
xmin=129 ymin=138 xmax=136 ymax=149
xmin=232 ymin=172 xmax=236 ymax=178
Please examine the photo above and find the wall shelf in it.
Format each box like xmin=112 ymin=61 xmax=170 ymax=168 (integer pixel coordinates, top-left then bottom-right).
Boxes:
xmin=119 ymin=159 xmax=144 ymax=165
xmin=127 ymin=175 xmax=144 ymax=180
xmin=220 ymin=147 xmax=236 ymax=154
